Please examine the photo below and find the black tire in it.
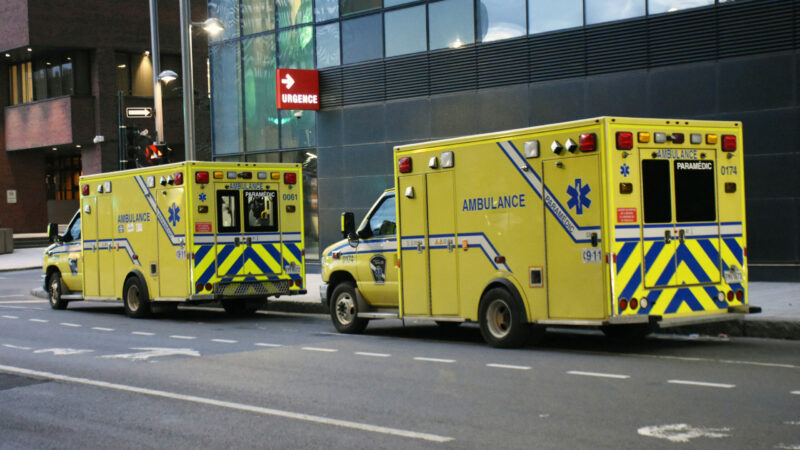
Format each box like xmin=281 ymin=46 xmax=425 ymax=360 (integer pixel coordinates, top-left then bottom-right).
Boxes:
xmin=330 ymin=281 xmax=368 ymax=334
xmin=47 ymin=271 xmax=68 ymax=310
xmin=601 ymin=324 xmax=652 ymax=341
xmin=123 ymin=276 xmax=151 ymax=318
xmin=222 ymin=299 xmax=263 ymax=316
xmin=479 ymin=287 xmax=529 ymax=348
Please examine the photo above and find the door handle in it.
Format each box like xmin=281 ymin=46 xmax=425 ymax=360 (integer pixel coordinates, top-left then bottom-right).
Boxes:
xmin=664 ymin=230 xmax=671 ymax=243
xmin=447 ymin=240 xmax=455 ymax=252
xmin=417 ymin=241 xmax=425 ymax=253
xmin=234 ymin=237 xmax=241 ymax=246
xmin=678 ymin=229 xmax=685 ymax=244
xmin=246 ymin=237 xmax=252 ymax=247
xmin=590 ymin=232 xmax=598 ymax=248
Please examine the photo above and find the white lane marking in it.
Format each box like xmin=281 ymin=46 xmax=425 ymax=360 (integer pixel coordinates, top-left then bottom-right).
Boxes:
xmin=0 ymin=299 xmax=46 ymax=303
xmin=169 ymin=335 xmax=196 ymax=340
xmin=211 ymin=339 xmax=237 ymax=344
xmin=60 ymin=322 xmax=81 ymax=328
xmin=568 ymin=370 xmax=630 ymax=380
xmin=0 ymin=295 xmax=27 ymax=298
xmin=3 ymin=344 xmax=32 ymax=350
xmin=302 ymin=347 xmax=338 ymax=353
xmin=774 ymin=444 xmax=800 ymax=450
xmin=355 ymin=352 xmax=391 ymax=358
xmin=132 ymin=331 xmax=155 ymax=336
xmin=632 ymin=353 xmax=798 ymax=370
xmin=255 ymin=343 xmax=283 ymax=348
xmin=638 ymin=423 xmax=731 ymax=442
xmin=792 ymin=391 xmax=800 ymax=396
xmin=0 ymin=364 xmax=453 ymax=443
xmin=668 ymin=379 xmax=735 ymax=389
xmin=101 ymin=348 xmax=200 ymax=361
xmin=33 ymin=348 xmax=94 ymax=356
xmin=2 ymin=315 xmax=19 ymax=319
xmin=91 ymin=327 xmax=114 ymax=332
xmin=487 ymin=364 xmax=531 ymax=371
xmin=414 ymin=357 xmax=456 ymax=364
xmin=29 ymin=319 xmax=48 ymax=323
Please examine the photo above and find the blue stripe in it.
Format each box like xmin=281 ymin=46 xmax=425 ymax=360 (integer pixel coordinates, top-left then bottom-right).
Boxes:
xmin=619 ymin=264 xmax=642 ymax=302
xmin=285 ymin=242 xmax=303 ymax=261
xmin=616 ymin=242 xmax=638 ymax=274
xmin=697 ymin=239 xmax=721 ymax=269
xmin=724 ymin=238 xmax=744 ymax=266
xmin=263 ymin=244 xmax=284 ymax=268
xmin=497 ymin=142 xmax=543 ymax=199
xmin=644 ymin=241 xmax=666 ymax=273
xmin=664 ymin=288 xmax=704 ymax=314
xmin=197 ymin=262 xmax=217 ymax=287
xmin=704 ymin=286 xmax=727 ymax=309
xmin=193 ymin=245 xmax=212 ymax=268
xmin=676 ymin=244 xmax=711 ymax=283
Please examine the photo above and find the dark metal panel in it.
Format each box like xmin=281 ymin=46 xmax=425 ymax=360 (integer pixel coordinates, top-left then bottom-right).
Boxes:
xmin=342 ymin=62 xmax=385 ymax=105
xmin=319 ymin=68 xmax=343 ymax=109
xmin=647 ymin=9 xmax=717 ymax=67
xmin=429 ymin=47 xmax=477 ymax=95
xmin=529 ymin=29 xmax=585 ymax=82
xmin=477 ymin=40 xmax=528 ymax=88
xmin=585 ymin=21 xmax=648 ymax=75
xmin=385 ymin=54 xmax=429 ymax=100
xmin=717 ymin=0 xmax=795 ymax=58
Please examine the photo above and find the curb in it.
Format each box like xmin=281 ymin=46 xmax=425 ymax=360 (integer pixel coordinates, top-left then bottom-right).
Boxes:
xmin=0 ymin=266 xmax=42 ymax=273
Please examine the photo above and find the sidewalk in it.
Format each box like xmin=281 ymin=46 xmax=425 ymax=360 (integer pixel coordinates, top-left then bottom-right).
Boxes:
xmin=3 ymin=247 xmax=798 ymax=339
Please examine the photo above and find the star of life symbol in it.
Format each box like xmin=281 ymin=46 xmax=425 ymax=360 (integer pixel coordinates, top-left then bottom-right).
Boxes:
xmin=620 ymin=163 xmax=630 ymax=177
xmin=168 ymin=202 xmax=181 ymax=227
xmin=567 ymin=178 xmax=591 ymax=215
xmin=199 ymin=192 xmax=207 ymax=202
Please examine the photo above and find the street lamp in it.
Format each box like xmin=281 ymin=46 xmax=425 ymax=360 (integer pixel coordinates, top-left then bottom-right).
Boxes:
xmin=158 ymin=70 xmax=178 ymax=84
xmin=179 ymin=0 xmax=224 ymax=160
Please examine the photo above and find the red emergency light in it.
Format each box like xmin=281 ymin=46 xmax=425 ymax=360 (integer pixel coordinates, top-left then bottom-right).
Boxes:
xmin=579 ymin=133 xmax=596 ymax=152
xmin=284 ymin=172 xmax=297 ymax=185
xmin=616 ymin=132 xmax=633 ymax=150
xmin=398 ymin=157 xmax=412 ymax=173
xmin=196 ymin=171 xmax=210 ymax=184
xmin=722 ymin=135 xmax=737 ymax=151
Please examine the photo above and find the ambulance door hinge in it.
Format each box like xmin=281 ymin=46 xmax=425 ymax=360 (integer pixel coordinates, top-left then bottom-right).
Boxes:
xmin=664 ymin=230 xmax=671 ymax=243
xmin=234 ymin=237 xmax=241 ymax=246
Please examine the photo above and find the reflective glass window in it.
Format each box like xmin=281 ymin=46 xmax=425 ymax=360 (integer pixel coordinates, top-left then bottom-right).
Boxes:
xmin=279 ymin=150 xmax=319 ymax=258
xmin=244 ymin=190 xmax=279 ymax=232
xmin=674 ymin=160 xmax=716 ymax=222
xmin=342 ymin=14 xmax=383 ymax=64
xmin=243 ymin=35 xmax=278 ymax=152
xmin=340 ymin=0 xmax=381 ymax=16
xmin=277 ymin=0 xmax=312 ymax=28
xmin=210 ymin=42 xmax=243 ymax=155
xmin=477 ymin=0 xmax=526 ymax=43
xmin=585 ymin=0 xmax=645 ymax=25
xmin=429 ymin=0 xmax=474 ymax=50
xmin=367 ymin=196 xmax=396 ymax=237
xmin=315 ymin=0 xmax=338 ymax=21
xmin=217 ymin=190 xmax=241 ymax=232
xmin=641 ymin=160 xmax=672 ymax=223
xmin=648 ymin=0 xmax=713 ymax=15
xmin=316 ymin=23 xmax=340 ymax=69
xmin=385 ymin=5 xmax=427 ymax=57
xmin=242 ymin=0 xmax=275 ymax=35
xmin=208 ymin=0 xmax=240 ymax=42
xmin=385 ymin=0 xmax=415 ymax=7
xmin=529 ymin=0 xmax=583 ymax=34
xmin=279 ymin=27 xmax=316 ymax=149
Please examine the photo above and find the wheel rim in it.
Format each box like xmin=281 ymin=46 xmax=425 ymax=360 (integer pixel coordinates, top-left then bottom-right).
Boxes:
xmin=127 ymin=284 xmax=140 ymax=311
xmin=49 ymin=278 xmax=60 ymax=305
xmin=486 ymin=299 xmax=512 ymax=339
xmin=335 ymin=293 xmax=356 ymax=326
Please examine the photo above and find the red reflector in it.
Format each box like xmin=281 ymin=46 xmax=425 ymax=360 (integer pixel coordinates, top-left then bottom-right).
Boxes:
xmin=722 ymin=135 xmax=737 ymax=151
xmin=579 ymin=133 xmax=597 ymax=152
xmin=671 ymin=133 xmax=685 ymax=144
xmin=81 ymin=184 xmax=89 ymax=196
xmin=616 ymin=132 xmax=633 ymax=150
xmin=173 ymin=172 xmax=183 ymax=185
xmin=398 ymin=157 xmax=412 ymax=173
xmin=619 ymin=298 xmax=628 ymax=311
xmin=132 ymin=254 xmax=139 ymax=260
xmin=494 ymin=256 xmax=505 ymax=264
xmin=284 ymin=172 xmax=297 ymax=184
xmin=196 ymin=171 xmax=209 ymax=184
xmin=196 ymin=283 xmax=203 ymax=293
xmin=205 ymin=283 xmax=212 ymax=291
xmin=630 ymin=298 xmax=638 ymax=310
xmin=744 ymin=247 xmax=747 ymax=258
xmin=727 ymin=290 xmax=734 ymax=301
xmin=736 ymin=290 xmax=744 ymax=301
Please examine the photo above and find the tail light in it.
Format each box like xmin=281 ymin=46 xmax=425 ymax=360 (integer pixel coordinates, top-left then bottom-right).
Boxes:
xmin=294 ymin=279 xmax=302 ymax=288
xmin=398 ymin=157 xmax=412 ymax=173
xmin=82 ymin=184 xmax=89 ymax=196
xmin=196 ymin=283 xmax=203 ymax=293
xmin=670 ymin=133 xmax=684 ymax=144
xmin=284 ymin=173 xmax=297 ymax=184
xmin=205 ymin=283 xmax=212 ymax=291
xmin=629 ymin=298 xmax=638 ymax=310
xmin=722 ymin=135 xmax=737 ymax=151
xmin=579 ymin=133 xmax=596 ymax=152
xmin=196 ymin=171 xmax=209 ymax=184
xmin=173 ymin=172 xmax=184 ymax=185
xmin=736 ymin=290 xmax=744 ymax=301
xmin=727 ymin=290 xmax=734 ymax=301
xmin=616 ymin=132 xmax=633 ymax=150
xmin=619 ymin=298 xmax=628 ymax=311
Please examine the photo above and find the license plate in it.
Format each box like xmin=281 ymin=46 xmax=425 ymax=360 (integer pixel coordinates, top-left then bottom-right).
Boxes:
xmin=723 ymin=268 xmax=743 ymax=283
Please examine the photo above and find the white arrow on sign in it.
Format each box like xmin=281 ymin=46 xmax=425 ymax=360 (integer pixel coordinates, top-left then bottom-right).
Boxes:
xmin=281 ymin=73 xmax=295 ymax=90
xmin=101 ymin=347 xmax=200 ymax=361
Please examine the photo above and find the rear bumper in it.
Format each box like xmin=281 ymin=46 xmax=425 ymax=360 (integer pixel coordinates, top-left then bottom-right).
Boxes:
xmin=605 ymin=305 xmax=762 ymax=328
xmin=188 ymin=289 xmax=307 ymax=302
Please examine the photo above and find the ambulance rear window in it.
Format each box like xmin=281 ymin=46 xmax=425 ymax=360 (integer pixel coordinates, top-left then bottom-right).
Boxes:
xmin=217 ymin=190 xmax=240 ymax=233
xmin=641 ymin=159 xmax=672 ymax=223
xmin=244 ymin=190 xmax=278 ymax=232
xmin=674 ymin=160 xmax=716 ymax=223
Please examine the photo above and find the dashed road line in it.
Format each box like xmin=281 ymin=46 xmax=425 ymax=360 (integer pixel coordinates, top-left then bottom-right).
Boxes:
xmin=0 ymin=364 xmax=453 ymax=443
xmin=169 ymin=335 xmax=196 ymax=340
xmin=29 ymin=319 xmax=48 ymax=323
xmin=487 ymin=363 xmax=531 ymax=371
xmin=355 ymin=352 xmax=391 ymax=358
xmin=132 ymin=331 xmax=155 ymax=336
xmin=60 ymin=322 xmax=81 ymax=328
xmin=255 ymin=343 xmax=283 ymax=348
xmin=3 ymin=344 xmax=31 ymax=350
xmin=668 ymin=379 xmax=735 ymax=389
xmin=568 ymin=370 xmax=630 ymax=380
xmin=211 ymin=339 xmax=237 ymax=344
xmin=791 ymin=391 xmax=800 ymax=396
xmin=302 ymin=347 xmax=338 ymax=353
xmin=2 ymin=315 xmax=19 ymax=319
xmin=92 ymin=327 xmax=114 ymax=332
xmin=414 ymin=357 xmax=456 ymax=364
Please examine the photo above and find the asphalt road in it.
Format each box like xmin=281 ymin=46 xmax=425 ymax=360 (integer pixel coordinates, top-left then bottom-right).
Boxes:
xmin=1 ymin=269 xmax=798 ymax=449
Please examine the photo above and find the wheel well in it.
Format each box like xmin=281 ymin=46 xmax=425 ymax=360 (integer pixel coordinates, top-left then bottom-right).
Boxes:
xmin=122 ymin=270 xmax=149 ymax=301
xmin=480 ymin=279 xmax=529 ymax=323
xmin=45 ymin=266 xmax=60 ymax=279
xmin=326 ymin=271 xmax=357 ymax=307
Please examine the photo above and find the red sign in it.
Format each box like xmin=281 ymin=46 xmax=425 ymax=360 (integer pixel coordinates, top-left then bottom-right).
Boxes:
xmin=616 ymin=208 xmax=637 ymax=223
xmin=195 ymin=222 xmax=213 ymax=233
xmin=276 ymin=68 xmax=320 ymax=110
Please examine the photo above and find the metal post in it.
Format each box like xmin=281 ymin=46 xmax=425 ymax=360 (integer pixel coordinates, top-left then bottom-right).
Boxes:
xmin=149 ymin=0 xmax=165 ymax=144
xmin=179 ymin=0 xmax=195 ymax=160
xmin=118 ymin=91 xmax=126 ymax=170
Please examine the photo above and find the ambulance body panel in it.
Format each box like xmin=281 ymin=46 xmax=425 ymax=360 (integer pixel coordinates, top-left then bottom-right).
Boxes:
xmin=43 ymin=161 xmax=305 ymax=316
xmin=322 ymin=117 xmax=758 ymax=347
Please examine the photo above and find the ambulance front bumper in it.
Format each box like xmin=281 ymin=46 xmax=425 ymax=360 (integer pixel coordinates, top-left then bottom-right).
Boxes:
xmin=604 ymin=305 xmax=762 ymax=328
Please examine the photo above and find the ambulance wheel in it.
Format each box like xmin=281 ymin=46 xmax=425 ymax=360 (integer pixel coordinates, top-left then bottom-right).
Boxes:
xmin=331 ymin=282 xmax=368 ymax=334
xmin=222 ymin=299 xmax=262 ymax=316
xmin=47 ymin=272 xmax=68 ymax=310
xmin=479 ymin=288 xmax=528 ymax=348
xmin=123 ymin=277 xmax=151 ymax=318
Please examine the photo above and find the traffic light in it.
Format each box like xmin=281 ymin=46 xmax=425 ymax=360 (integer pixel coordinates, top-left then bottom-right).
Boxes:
xmin=144 ymin=144 xmax=170 ymax=166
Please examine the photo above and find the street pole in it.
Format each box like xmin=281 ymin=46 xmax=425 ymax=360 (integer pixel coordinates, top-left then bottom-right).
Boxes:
xmin=179 ymin=0 xmax=195 ymax=161
xmin=149 ymin=0 xmax=165 ymax=144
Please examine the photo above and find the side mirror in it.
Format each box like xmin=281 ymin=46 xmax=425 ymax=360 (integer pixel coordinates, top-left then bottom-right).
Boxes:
xmin=341 ymin=212 xmax=357 ymax=241
xmin=46 ymin=223 xmax=59 ymax=244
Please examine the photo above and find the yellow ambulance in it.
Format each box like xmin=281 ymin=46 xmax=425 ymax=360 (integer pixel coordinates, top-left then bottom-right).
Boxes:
xmin=321 ymin=117 xmax=759 ymax=347
xmin=43 ymin=161 xmax=306 ymax=317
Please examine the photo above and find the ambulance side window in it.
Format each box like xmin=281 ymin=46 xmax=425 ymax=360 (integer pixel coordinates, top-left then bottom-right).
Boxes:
xmin=244 ymin=190 xmax=278 ymax=232
xmin=367 ymin=196 xmax=396 ymax=237
xmin=641 ymin=160 xmax=672 ymax=223
xmin=64 ymin=213 xmax=81 ymax=242
xmin=674 ymin=160 xmax=716 ymax=223
xmin=217 ymin=190 xmax=241 ymax=233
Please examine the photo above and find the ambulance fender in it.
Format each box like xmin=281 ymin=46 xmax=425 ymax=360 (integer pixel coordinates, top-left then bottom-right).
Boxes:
xmin=123 ymin=269 xmax=151 ymax=301
xmin=324 ymin=270 xmax=357 ymax=308
xmin=482 ymin=277 xmax=529 ymax=323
